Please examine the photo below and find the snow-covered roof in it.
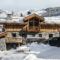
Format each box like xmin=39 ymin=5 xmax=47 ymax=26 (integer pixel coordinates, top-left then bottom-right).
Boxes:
xmin=44 ymin=17 xmax=60 ymax=24
xmin=5 ymin=17 xmax=24 ymax=23
xmin=19 ymin=17 xmax=24 ymax=23
xmin=0 ymin=12 xmax=7 ymax=18
xmin=6 ymin=11 xmax=12 ymax=14
xmin=12 ymin=16 xmax=23 ymax=19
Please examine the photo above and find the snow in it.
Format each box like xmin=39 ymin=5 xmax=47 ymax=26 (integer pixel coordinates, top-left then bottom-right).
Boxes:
xmin=22 ymin=9 xmax=47 ymax=17
xmin=0 ymin=13 xmax=7 ymax=18
xmin=27 ymin=36 xmax=44 ymax=40
xmin=32 ymin=10 xmax=47 ymax=16
xmin=24 ymin=54 xmax=39 ymax=60
xmin=16 ymin=46 xmax=29 ymax=52
xmin=45 ymin=17 xmax=60 ymax=24
xmin=11 ymin=17 xmax=24 ymax=22
xmin=0 ymin=10 xmax=7 ymax=18
xmin=0 ymin=9 xmax=60 ymax=24
xmin=0 ymin=42 xmax=60 ymax=60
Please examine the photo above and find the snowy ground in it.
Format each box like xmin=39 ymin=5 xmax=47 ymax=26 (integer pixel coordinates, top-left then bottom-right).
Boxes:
xmin=0 ymin=42 xmax=60 ymax=60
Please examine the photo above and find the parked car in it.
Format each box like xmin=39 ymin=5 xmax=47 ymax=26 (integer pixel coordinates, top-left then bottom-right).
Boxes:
xmin=49 ymin=37 xmax=60 ymax=46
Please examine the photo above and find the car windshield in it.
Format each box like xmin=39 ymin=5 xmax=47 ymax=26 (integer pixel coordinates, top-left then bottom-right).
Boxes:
xmin=53 ymin=37 xmax=58 ymax=40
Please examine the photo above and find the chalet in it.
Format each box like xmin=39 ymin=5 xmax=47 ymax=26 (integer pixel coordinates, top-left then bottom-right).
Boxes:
xmin=0 ymin=22 xmax=27 ymax=49
xmin=24 ymin=14 xmax=60 ymax=39
xmin=0 ymin=14 xmax=60 ymax=49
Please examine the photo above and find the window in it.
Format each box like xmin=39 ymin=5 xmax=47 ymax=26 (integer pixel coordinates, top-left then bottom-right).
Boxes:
xmin=39 ymin=34 xmax=42 ymax=37
xmin=34 ymin=22 xmax=38 ymax=26
xmin=12 ymin=33 xmax=16 ymax=37
xmin=29 ymin=22 xmax=33 ymax=26
xmin=49 ymin=34 xmax=53 ymax=38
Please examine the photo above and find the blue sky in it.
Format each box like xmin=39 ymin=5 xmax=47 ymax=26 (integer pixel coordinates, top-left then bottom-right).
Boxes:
xmin=0 ymin=0 xmax=60 ymax=11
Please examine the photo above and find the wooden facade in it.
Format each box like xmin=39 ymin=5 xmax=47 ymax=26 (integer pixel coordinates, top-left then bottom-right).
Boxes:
xmin=0 ymin=22 xmax=26 ymax=44
xmin=0 ymin=14 xmax=60 ymax=44
xmin=24 ymin=14 xmax=44 ymax=32
xmin=40 ymin=24 xmax=60 ymax=32
xmin=5 ymin=37 xmax=22 ymax=43
xmin=24 ymin=14 xmax=60 ymax=33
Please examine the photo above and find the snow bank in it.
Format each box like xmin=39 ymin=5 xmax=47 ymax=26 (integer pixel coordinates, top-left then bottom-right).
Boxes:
xmin=24 ymin=54 xmax=39 ymax=60
xmin=26 ymin=42 xmax=51 ymax=52
xmin=16 ymin=46 xmax=30 ymax=52
xmin=0 ymin=42 xmax=60 ymax=60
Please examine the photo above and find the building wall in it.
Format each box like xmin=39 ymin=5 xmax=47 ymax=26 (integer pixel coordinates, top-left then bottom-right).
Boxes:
xmin=38 ymin=32 xmax=59 ymax=39
xmin=7 ymin=32 xmax=21 ymax=37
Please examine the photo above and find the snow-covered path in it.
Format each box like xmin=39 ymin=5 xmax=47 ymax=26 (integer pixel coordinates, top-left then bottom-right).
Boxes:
xmin=0 ymin=42 xmax=60 ymax=60
xmin=37 ymin=47 xmax=60 ymax=59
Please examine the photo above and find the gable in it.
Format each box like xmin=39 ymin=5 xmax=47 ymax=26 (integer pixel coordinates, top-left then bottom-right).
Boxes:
xmin=24 ymin=14 xmax=44 ymax=22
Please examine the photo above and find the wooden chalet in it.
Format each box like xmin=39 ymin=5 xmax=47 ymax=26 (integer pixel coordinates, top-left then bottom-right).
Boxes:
xmin=24 ymin=14 xmax=60 ymax=39
xmin=24 ymin=14 xmax=44 ymax=32
xmin=0 ymin=14 xmax=60 ymax=49
xmin=0 ymin=22 xmax=27 ymax=49
xmin=24 ymin=14 xmax=60 ymax=32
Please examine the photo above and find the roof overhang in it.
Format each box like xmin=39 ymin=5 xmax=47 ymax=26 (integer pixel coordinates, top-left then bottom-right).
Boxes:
xmin=24 ymin=14 xmax=44 ymax=22
xmin=0 ymin=32 xmax=7 ymax=38
xmin=0 ymin=22 xmax=27 ymax=26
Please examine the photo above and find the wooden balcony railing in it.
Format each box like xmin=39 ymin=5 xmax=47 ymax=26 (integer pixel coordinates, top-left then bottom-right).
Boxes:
xmin=29 ymin=26 xmax=39 ymax=32
xmin=5 ymin=37 xmax=23 ymax=43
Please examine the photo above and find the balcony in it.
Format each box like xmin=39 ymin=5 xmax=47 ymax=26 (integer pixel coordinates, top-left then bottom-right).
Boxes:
xmin=29 ymin=26 xmax=39 ymax=32
xmin=5 ymin=37 xmax=23 ymax=43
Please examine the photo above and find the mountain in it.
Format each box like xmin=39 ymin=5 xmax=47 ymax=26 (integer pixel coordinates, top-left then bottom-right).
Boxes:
xmin=41 ymin=7 xmax=60 ymax=17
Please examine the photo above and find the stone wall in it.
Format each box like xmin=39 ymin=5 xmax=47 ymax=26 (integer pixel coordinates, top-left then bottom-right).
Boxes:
xmin=37 ymin=32 xmax=59 ymax=39
xmin=0 ymin=38 xmax=6 ymax=51
xmin=7 ymin=32 xmax=21 ymax=37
